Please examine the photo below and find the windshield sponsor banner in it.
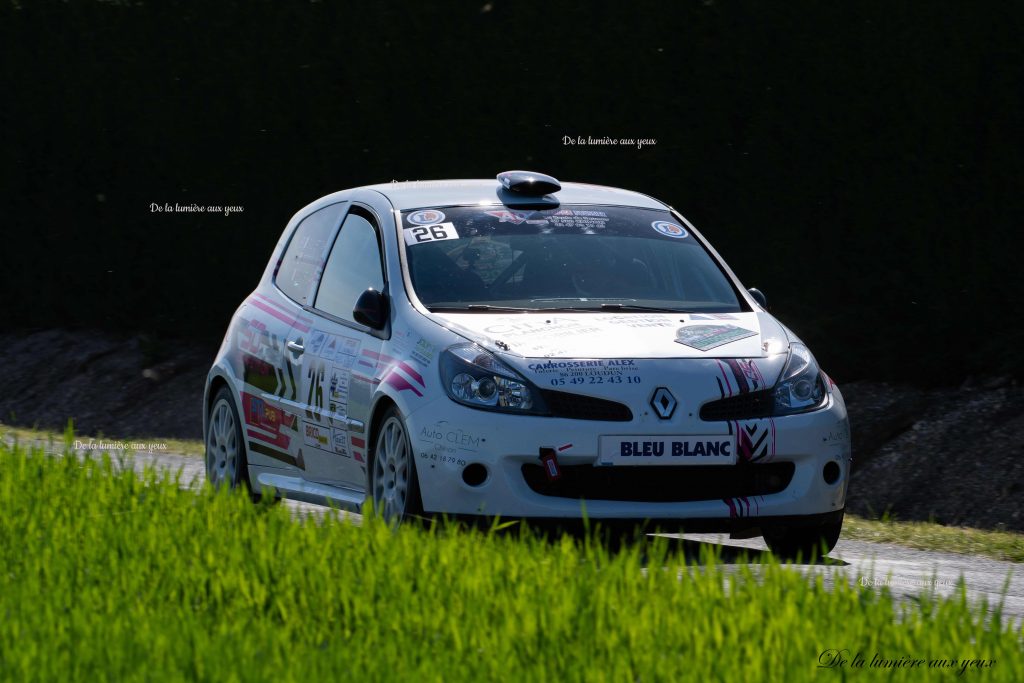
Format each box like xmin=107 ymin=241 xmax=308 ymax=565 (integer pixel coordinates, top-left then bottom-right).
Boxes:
xmin=598 ymin=435 xmax=736 ymax=466
xmin=675 ymin=324 xmax=758 ymax=351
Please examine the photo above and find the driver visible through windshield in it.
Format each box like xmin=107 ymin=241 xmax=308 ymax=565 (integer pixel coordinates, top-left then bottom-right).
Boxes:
xmin=401 ymin=205 xmax=743 ymax=312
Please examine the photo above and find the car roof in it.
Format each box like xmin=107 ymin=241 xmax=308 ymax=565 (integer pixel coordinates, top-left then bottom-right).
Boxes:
xmin=360 ymin=179 xmax=669 ymax=211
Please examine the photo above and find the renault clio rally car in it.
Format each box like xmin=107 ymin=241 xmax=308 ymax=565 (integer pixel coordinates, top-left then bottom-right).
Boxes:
xmin=204 ymin=171 xmax=852 ymax=556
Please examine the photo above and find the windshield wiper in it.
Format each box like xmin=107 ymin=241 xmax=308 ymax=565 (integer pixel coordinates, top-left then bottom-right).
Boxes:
xmin=596 ymin=303 xmax=689 ymax=312
xmin=428 ymin=304 xmax=543 ymax=313
xmin=429 ymin=303 xmax=690 ymax=313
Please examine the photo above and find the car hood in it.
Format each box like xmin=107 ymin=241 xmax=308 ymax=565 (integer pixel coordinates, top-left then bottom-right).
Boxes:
xmin=430 ymin=311 xmax=791 ymax=360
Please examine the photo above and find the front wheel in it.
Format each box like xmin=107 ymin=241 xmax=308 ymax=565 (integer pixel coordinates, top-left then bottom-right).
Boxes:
xmin=763 ymin=511 xmax=844 ymax=560
xmin=370 ymin=407 xmax=423 ymax=524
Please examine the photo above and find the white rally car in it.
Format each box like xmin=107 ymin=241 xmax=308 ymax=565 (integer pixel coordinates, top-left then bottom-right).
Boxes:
xmin=204 ymin=171 xmax=852 ymax=556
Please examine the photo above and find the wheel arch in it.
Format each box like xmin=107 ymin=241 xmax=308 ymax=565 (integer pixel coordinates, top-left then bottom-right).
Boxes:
xmin=366 ymin=394 xmax=399 ymax=468
xmin=203 ymin=369 xmax=244 ymax=446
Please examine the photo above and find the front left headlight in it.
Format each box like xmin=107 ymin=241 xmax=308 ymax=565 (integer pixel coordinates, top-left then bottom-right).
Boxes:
xmin=772 ymin=343 xmax=827 ymax=415
xmin=440 ymin=343 xmax=549 ymax=414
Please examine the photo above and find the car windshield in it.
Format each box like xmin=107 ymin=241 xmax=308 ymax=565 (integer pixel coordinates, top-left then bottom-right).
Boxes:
xmin=401 ymin=205 xmax=743 ymax=312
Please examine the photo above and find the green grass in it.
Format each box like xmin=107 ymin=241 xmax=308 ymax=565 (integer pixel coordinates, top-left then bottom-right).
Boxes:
xmin=0 ymin=440 xmax=1021 ymax=682
xmin=844 ymin=514 xmax=1024 ymax=563
xmin=0 ymin=421 xmax=204 ymax=457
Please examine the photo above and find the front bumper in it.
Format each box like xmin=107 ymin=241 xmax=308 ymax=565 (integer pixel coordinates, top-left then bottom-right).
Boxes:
xmin=405 ymin=391 xmax=852 ymax=522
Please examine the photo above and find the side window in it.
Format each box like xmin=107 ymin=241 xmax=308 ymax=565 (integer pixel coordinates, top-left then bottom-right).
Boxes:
xmin=275 ymin=203 xmax=346 ymax=305
xmin=314 ymin=210 xmax=385 ymax=322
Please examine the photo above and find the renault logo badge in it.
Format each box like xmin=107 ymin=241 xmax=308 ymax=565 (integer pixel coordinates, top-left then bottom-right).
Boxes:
xmin=650 ymin=387 xmax=677 ymax=419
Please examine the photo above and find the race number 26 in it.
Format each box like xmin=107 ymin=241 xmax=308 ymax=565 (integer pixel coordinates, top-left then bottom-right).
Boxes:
xmin=404 ymin=222 xmax=459 ymax=245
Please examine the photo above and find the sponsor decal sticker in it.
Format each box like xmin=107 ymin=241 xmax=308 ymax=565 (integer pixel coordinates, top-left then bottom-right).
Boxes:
xmin=321 ymin=335 xmax=339 ymax=358
xmin=327 ymin=365 xmax=349 ymax=417
xmin=417 ymin=420 xmax=482 ymax=467
xmin=350 ymin=436 xmax=366 ymax=462
xmin=331 ymin=428 xmax=350 ymax=457
xmin=241 ymin=392 xmax=297 ymax=450
xmin=651 ymin=220 xmax=688 ymax=239
xmin=547 ymin=209 xmax=609 ymax=230
xmin=418 ymin=420 xmax=482 ymax=455
xmin=484 ymin=209 xmax=532 ymax=224
xmin=675 ymin=324 xmax=758 ymax=351
xmin=307 ymin=330 xmax=328 ymax=356
xmin=598 ymin=436 xmax=736 ymax=465
xmin=302 ymin=420 xmax=330 ymax=449
xmin=411 ymin=337 xmax=436 ymax=366
xmin=527 ymin=358 xmax=642 ymax=387
xmin=407 ymin=209 xmax=446 ymax=225
xmin=599 ymin=314 xmax=675 ymax=328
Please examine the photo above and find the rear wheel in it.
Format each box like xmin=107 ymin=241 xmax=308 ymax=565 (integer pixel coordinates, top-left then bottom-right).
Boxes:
xmin=763 ymin=511 xmax=844 ymax=561
xmin=206 ymin=386 xmax=251 ymax=493
xmin=370 ymin=407 xmax=423 ymax=524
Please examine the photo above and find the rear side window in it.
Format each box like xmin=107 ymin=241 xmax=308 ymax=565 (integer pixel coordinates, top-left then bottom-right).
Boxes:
xmin=276 ymin=203 xmax=347 ymax=305
xmin=314 ymin=210 xmax=385 ymax=322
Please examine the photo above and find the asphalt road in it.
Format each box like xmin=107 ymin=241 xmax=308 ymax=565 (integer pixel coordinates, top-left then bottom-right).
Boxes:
xmin=8 ymin=437 xmax=1022 ymax=628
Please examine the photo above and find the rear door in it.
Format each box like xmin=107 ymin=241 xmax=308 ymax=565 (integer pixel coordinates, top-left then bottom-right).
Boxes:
xmin=294 ymin=205 xmax=387 ymax=488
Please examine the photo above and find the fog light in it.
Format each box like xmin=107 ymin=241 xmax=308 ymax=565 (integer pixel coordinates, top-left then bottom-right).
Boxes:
xmin=462 ymin=463 xmax=488 ymax=487
xmin=823 ymin=460 xmax=841 ymax=485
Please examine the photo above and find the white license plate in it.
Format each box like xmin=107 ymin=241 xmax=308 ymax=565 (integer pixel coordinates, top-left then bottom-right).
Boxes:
xmin=597 ymin=435 xmax=736 ymax=466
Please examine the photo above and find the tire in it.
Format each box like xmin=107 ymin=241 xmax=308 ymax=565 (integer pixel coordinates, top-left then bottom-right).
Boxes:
xmin=370 ymin=406 xmax=423 ymax=524
xmin=205 ymin=386 xmax=252 ymax=493
xmin=763 ymin=511 xmax=844 ymax=561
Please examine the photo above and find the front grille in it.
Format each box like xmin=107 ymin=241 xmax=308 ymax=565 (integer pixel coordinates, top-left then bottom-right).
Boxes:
xmin=539 ymin=389 xmax=633 ymax=421
xmin=700 ymin=390 xmax=775 ymax=421
xmin=521 ymin=462 xmax=794 ymax=502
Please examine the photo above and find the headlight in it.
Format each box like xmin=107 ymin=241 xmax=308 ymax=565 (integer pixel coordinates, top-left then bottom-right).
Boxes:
xmin=772 ymin=343 xmax=827 ymax=415
xmin=440 ymin=344 xmax=548 ymax=414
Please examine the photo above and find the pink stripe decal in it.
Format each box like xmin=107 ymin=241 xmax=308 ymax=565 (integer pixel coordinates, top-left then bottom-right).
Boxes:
xmin=361 ymin=349 xmax=396 ymax=363
xmin=251 ymin=293 xmax=311 ymax=332
xmin=398 ymin=361 xmax=425 ymax=387
xmin=557 ymin=443 xmax=573 ymax=452
xmin=351 ymin=437 xmax=366 ymax=449
xmin=384 ymin=372 xmax=423 ymax=397
xmin=248 ymin=298 xmax=296 ymax=328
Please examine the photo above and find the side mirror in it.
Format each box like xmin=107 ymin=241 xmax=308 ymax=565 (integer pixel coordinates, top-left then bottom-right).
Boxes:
xmin=353 ymin=288 xmax=389 ymax=329
xmin=747 ymin=287 xmax=768 ymax=310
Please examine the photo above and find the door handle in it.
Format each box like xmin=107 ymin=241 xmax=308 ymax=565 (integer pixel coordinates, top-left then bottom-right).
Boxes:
xmin=286 ymin=340 xmax=305 ymax=355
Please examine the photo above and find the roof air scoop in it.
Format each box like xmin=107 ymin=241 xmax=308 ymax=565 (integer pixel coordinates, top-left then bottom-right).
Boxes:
xmin=496 ymin=170 xmax=561 ymax=196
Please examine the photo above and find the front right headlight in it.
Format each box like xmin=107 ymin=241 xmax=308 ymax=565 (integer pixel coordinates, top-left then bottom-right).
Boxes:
xmin=772 ymin=343 xmax=827 ymax=415
xmin=439 ymin=343 xmax=549 ymax=415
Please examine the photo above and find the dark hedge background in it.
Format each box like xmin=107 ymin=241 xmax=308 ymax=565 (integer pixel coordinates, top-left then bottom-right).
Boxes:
xmin=2 ymin=1 xmax=1021 ymax=385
